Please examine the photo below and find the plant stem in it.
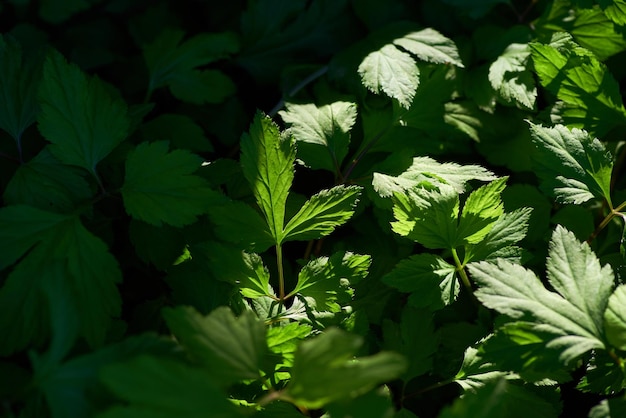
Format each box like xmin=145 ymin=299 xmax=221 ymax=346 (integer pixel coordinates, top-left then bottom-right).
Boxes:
xmin=268 ymin=66 xmax=329 ymax=117
xmin=451 ymin=248 xmax=473 ymax=294
xmin=276 ymin=243 xmax=286 ymax=301
xmin=586 ymin=201 xmax=626 ymax=244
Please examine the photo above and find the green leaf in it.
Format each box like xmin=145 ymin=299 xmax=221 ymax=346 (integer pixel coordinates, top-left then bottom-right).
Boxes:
xmin=0 ymin=34 xmax=41 ymax=143
xmin=0 ymin=206 xmax=121 ymax=354
xmin=588 ymin=396 xmax=626 ymax=418
xmin=457 ymin=177 xmax=507 ymax=244
xmin=469 ymin=225 xmax=614 ymax=365
xmin=454 ymin=347 xmax=512 ymax=392
xmin=570 ymin=9 xmax=626 ymax=61
xmin=281 ymin=328 xmax=407 ymax=409
xmin=382 ymin=254 xmax=458 ymax=311
xmin=121 ymin=141 xmax=216 ymax=227
xmin=208 ymin=197 xmax=276 ymax=252
xmin=359 ymin=44 xmax=418 ymax=108
xmin=391 ymin=185 xmax=459 ymax=249
xmin=528 ymin=122 xmax=614 ymax=205
xmin=38 ymin=49 xmax=130 ymax=176
xmin=143 ymin=29 xmax=239 ymax=103
xmin=141 ymin=114 xmax=213 ymax=152
xmin=488 ymin=43 xmax=536 ymax=110
xmin=604 ymin=284 xmax=626 ymax=351
xmin=391 ymin=28 xmax=464 ymax=67
xmin=358 ymin=27 xmax=463 ymax=108
xmin=162 ymin=306 xmax=267 ymax=383
xmin=529 ymin=33 xmax=626 ymax=137
xmin=98 ymin=355 xmax=239 ymax=418
xmin=279 ymin=101 xmax=357 ymax=172
xmin=282 ymin=185 xmax=362 ymax=242
xmin=577 ymin=351 xmax=625 ymax=395
xmin=442 ymin=0 xmax=510 ymax=19
xmin=240 ymin=111 xmax=296 ymax=243
xmin=291 ymin=252 xmax=371 ymax=312
xmin=34 ymin=334 xmax=178 ymax=418
xmin=39 ymin=0 xmax=90 ymax=23
xmin=129 ymin=220 xmax=186 ymax=270
xmin=214 ymin=248 xmax=272 ymax=299
xmin=467 ymin=207 xmax=533 ymax=262
xmin=373 ymin=156 xmax=497 ymax=198
xmin=439 ymin=378 xmax=560 ymax=418
xmin=382 ymin=306 xmax=437 ymax=380
xmin=3 ymin=147 xmax=92 ymax=213
xmin=599 ymin=0 xmax=626 ymax=25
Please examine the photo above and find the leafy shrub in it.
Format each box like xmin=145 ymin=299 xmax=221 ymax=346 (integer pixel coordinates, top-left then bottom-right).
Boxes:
xmin=2 ymin=1 xmax=626 ymax=417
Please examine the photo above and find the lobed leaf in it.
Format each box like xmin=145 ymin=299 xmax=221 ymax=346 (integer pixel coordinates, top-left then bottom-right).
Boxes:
xmin=469 ymin=226 xmax=613 ymax=365
xmin=530 ymin=33 xmax=626 ymax=137
xmin=391 ymin=185 xmax=459 ymax=249
xmin=528 ymin=122 xmax=614 ymax=205
xmin=121 ymin=141 xmax=217 ymax=227
xmin=38 ymin=49 xmax=130 ymax=175
xmin=279 ymin=101 xmax=357 ymax=172
xmin=99 ymin=356 xmax=239 ymax=418
xmin=604 ymin=285 xmax=626 ymax=351
xmin=282 ymin=328 xmax=407 ymax=409
xmin=0 ymin=34 xmax=41 ymax=143
xmin=162 ymin=306 xmax=267 ymax=384
xmin=488 ymin=43 xmax=536 ymax=110
xmin=457 ymin=177 xmax=507 ymax=244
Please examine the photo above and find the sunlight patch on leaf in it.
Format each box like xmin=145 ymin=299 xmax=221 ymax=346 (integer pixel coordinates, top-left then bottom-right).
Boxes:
xmin=528 ymin=122 xmax=614 ymax=205
xmin=488 ymin=43 xmax=536 ymax=110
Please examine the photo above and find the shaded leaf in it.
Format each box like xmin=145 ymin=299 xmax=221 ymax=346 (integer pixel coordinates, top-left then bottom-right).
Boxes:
xmin=121 ymin=141 xmax=216 ymax=227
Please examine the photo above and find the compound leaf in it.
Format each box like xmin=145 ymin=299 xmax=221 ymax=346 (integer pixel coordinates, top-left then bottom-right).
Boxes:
xmin=38 ymin=49 xmax=130 ymax=176
xmin=530 ymin=33 xmax=626 ymax=137
xmin=240 ymin=111 xmax=296 ymax=243
xmin=282 ymin=185 xmax=361 ymax=242
xmin=281 ymin=328 xmax=407 ymax=409
xmin=121 ymin=141 xmax=216 ymax=227
xmin=162 ymin=306 xmax=267 ymax=384
xmin=279 ymin=101 xmax=357 ymax=172
xmin=528 ymin=123 xmax=614 ymax=205
xmin=99 ymin=355 xmax=239 ymax=418
xmin=290 ymin=252 xmax=371 ymax=312
xmin=0 ymin=206 xmax=121 ymax=354
xmin=391 ymin=185 xmax=459 ymax=249
xmin=382 ymin=253 xmax=458 ymax=311
xmin=469 ymin=226 xmax=613 ymax=365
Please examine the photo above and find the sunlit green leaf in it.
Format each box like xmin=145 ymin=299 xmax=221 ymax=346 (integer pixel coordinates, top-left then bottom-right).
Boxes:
xmin=488 ymin=43 xmax=536 ymax=110
xmin=458 ymin=177 xmax=507 ymax=244
xmin=604 ymin=285 xmax=626 ymax=351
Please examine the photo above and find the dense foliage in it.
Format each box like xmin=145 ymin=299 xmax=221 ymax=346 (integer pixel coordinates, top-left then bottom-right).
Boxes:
xmin=2 ymin=0 xmax=626 ymax=417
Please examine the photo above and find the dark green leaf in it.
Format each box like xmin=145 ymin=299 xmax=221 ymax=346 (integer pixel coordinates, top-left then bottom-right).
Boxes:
xmin=121 ymin=141 xmax=216 ymax=227
xmin=282 ymin=328 xmax=406 ymax=409
xmin=99 ymin=355 xmax=239 ymax=418
xmin=382 ymin=253 xmax=458 ymax=311
xmin=163 ymin=306 xmax=267 ymax=383
xmin=141 ymin=114 xmax=213 ymax=152
xmin=0 ymin=34 xmax=41 ymax=143
xmin=38 ymin=49 xmax=130 ymax=176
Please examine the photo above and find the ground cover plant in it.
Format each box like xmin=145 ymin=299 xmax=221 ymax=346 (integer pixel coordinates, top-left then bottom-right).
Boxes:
xmin=2 ymin=0 xmax=626 ymax=417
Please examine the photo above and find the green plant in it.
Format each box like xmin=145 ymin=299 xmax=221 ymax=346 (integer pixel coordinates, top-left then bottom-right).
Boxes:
xmin=2 ymin=1 xmax=626 ymax=417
